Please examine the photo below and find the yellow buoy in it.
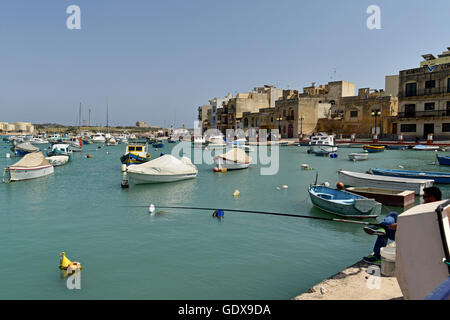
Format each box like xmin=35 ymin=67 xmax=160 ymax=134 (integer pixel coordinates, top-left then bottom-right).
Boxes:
xmin=221 ymin=168 xmax=227 ymax=173
xmin=59 ymin=252 xmax=72 ymax=270
xmin=233 ymin=189 xmax=240 ymax=197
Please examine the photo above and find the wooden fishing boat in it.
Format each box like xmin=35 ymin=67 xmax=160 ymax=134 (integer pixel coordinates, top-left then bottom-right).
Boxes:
xmin=369 ymin=168 xmax=450 ymax=184
xmin=337 ymin=170 xmax=434 ymax=195
xmin=120 ymin=143 xmax=151 ymax=165
xmin=346 ymin=187 xmax=415 ymax=208
xmin=437 ymin=155 xmax=450 ymax=166
xmin=363 ymin=145 xmax=385 ymax=153
xmin=348 ymin=153 xmax=368 ymax=161
xmin=308 ymin=185 xmax=381 ymax=218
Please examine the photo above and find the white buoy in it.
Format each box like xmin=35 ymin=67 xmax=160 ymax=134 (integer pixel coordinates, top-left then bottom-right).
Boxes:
xmin=149 ymin=204 xmax=156 ymax=215
xmin=6 ymin=153 xmax=10 ymax=159
xmin=282 ymin=185 xmax=288 ymax=189
xmin=324 ymin=182 xmax=330 ymax=187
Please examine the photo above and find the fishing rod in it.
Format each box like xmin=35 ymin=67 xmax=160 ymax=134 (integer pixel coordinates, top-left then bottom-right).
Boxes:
xmin=124 ymin=204 xmax=382 ymax=227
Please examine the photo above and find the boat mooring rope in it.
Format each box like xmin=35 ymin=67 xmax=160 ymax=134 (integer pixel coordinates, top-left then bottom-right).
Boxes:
xmin=123 ymin=205 xmax=382 ymax=226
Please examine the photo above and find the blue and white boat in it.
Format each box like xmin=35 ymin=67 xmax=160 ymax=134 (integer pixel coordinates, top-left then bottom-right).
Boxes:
xmin=308 ymin=185 xmax=381 ymax=219
xmin=369 ymin=168 xmax=450 ymax=184
xmin=412 ymin=145 xmax=440 ymax=151
xmin=437 ymin=155 xmax=450 ymax=166
xmin=47 ymin=144 xmax=73 ymax=159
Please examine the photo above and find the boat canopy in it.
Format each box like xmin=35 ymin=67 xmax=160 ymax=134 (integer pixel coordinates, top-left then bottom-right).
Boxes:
xmin=127 ymin=155 xmax=198 ymax=176
xmin=9 ymin=152 xmax=50 ymax=168
xmin=15 ymin=142 xmax=39 ymax=152
xmin=215 ymin=148 xmax=252 ymax=164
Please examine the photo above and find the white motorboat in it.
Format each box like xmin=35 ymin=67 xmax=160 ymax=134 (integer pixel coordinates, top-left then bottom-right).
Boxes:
xmin=337 ymin=170 xmax=433 ymax=195
xmin=2 ymin=152 xmax=54 ymax=182
xmin=28 ymin=135 xmax=49 ymax=144
xmin=45 ymin=155 xmax=70 ymax=166
xmin=92 ymin=133 xmax=106 ymax=143
xmin=308 ymin=133 xmax=337 ymax=154
xmin=48 ymin=134 xmax=62 ymax=143
xmin=348 ymin=153 xmax=368 ymax=161
xmin=105 ymin=133 xmax=118 ymax=146
xmin=126 ymin=154 xmax=198 ymax=184
xmin=214 ymin=148 xmax=252 ymax=170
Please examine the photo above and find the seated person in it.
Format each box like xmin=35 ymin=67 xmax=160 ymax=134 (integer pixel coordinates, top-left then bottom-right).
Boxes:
xmin=363 ymin=186 xmax=442 ymax=265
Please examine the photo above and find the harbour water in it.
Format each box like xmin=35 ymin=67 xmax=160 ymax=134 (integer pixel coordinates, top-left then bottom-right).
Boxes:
xmin=1 ymin=140 xmax=449 ymax=299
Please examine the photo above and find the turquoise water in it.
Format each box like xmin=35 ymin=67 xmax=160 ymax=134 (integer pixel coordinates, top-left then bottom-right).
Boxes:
xmin=1 ymin=140 xmax=449 ymax=299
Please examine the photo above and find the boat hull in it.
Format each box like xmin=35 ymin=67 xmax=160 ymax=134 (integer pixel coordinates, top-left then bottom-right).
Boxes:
xmin=369 ymin=168 xmax=450 ymax=184
xmin=127 ymin=172 xmax=197 ymax=184
xmin=348 ymin=153 xmax=368 ymax=161
xmin=338 ymin=170 xmax=433 ymax=195
xmin=309 ymin=145 xmax=337 ymax=153
xmin=346 ymin=187 xmax=415 ymax=208
xmin=308 ymin=186 xmax=381 ymax=218
xmin=120 ymin=153 xmax=151 ymax=165
xmin=5 ymin=165 xmax=54 ymax=181
xmin=363 ymin=145 xmax=385 ymax=153
xmin=214 ymin=158 xmax=250 ymax=170
xmin=437 ymin=155 xmax=450 ymax=166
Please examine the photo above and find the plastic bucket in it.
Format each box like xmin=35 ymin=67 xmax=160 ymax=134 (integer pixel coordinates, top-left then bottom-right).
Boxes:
xmin=380 ymin=246 xmax=396 ymax=277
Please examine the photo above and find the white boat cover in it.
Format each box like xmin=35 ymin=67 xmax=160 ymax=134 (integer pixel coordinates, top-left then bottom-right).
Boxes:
xmin=127 ymin=155 xmax=198 ymax=175
xmin=45 ymin=155 xmax=69 ymax=166
xmin=214 ymin=148 xmax=252 ymax=164
xmin=15 ymin=142 xmax=39 ymax=152
xmin=9 ymin=152 xmax=51 ymax=168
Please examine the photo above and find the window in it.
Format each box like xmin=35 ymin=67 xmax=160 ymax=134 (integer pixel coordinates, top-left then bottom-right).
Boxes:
xmin=128 ymin=146 xmax=135 ymax=151
xmin=405 ymin=83 xmax=417 ymax=97
xmin=425 ymin=80 xmax=436 ymax=89
xmin=447 ymin=102 xmax=450 ymax=116
xmin=424 ymin=103 xmax=435 ymax=111
xmin=443 ymin=123 xmax=450 ymax=132
xmin=448 ymin=78 xmax=450 ymax=93
xmin=400 ymin=124 xmax=417 ymax=133
xmin=404 ymin=104 xmax=416 ymax=117
xmin=270 ymin=117 xmax=273 ymax=123
xmin=350 ymin=111 xmax=358 ymax=118
xmin=136 ymin=147 xmax=142 ymax=152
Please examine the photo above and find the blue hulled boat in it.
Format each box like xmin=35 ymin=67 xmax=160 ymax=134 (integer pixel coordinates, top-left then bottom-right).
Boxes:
xmin=386 ymin=145 xmax=408 ymax=150
xmin=308 ymin=185 xmax=381 ymax=218
xmin=437 ymin=155 xmax=450 ymax=166
xmin=369 ymin=168 xmax=450 ymax=184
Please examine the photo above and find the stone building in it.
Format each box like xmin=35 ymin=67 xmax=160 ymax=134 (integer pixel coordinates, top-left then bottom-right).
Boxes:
xmin=135 ymin=121 xmax=149 ymax=128
xmin=0 ymin=122 xmax=35 ymax=134
xmin=396 ymin=48 xmax=450 ymax=140
xmin=209 ymin=93 xmax=233 ymax=129
xmin=197 ymin=105 xmax=211 ymax=131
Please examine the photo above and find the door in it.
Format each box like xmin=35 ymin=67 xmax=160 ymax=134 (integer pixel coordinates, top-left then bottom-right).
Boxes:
xmin=423 ymin=123 xmax=434 ymax=139
xmin=392 ymin=123 xmax=398 ymax=135
xmin=288 ymin=125 xmax=294 ymax=138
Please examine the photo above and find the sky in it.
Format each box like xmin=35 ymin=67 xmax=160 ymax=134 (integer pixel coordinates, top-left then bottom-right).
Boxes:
xmin=0 ymin=0 xmax=449 ymax=127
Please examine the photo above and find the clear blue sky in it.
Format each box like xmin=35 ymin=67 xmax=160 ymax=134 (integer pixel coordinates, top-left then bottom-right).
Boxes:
xmin=0 ymin=0 xmax=449 ymax=127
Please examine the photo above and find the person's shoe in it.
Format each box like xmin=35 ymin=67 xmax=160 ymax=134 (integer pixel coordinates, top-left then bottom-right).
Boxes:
xmin=363 ymin=226 xmax=386 ymax=236
xmin=363 ymin=255 xmax=381 ymax=265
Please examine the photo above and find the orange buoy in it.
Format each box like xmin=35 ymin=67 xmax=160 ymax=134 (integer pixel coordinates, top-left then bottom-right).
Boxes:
xmin=213 ymin=167 xmax=220 ymax=172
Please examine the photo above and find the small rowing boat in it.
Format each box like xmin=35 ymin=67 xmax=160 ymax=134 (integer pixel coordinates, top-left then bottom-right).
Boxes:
xmin=337 ymin=170 xmax=433 ymax=195
xmin=346 ymin=187 xmax=415 ymax=208
xmin=363 ymin=145 xmax=385 ymax=153
xmin=437 ymin=155 xmax=450 ymax=166
xmin=369 ymin=168 xmax=450 ymax=184
xmin=348 ymin=153 xmax=368 ymax=161
xmin=412 ymin=145 xmax=441 ymax=151
xmin=308 ymin=185 xmax=381 ymax=218
xmin=387 ymin=145 xmax=408 ymax=150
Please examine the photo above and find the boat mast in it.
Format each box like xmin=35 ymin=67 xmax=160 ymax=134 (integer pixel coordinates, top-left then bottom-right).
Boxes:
xmin=78 ymin=102 xmax=82 ymax=134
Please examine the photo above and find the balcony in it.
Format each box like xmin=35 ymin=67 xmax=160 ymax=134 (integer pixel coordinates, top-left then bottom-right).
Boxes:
xmin=286 ymin=115 xmax=295 ymax=121
xmin=399 ymin=87 xmax=450 ymax=98
xmin=398 ymin=110 xmax=450 ymax=119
